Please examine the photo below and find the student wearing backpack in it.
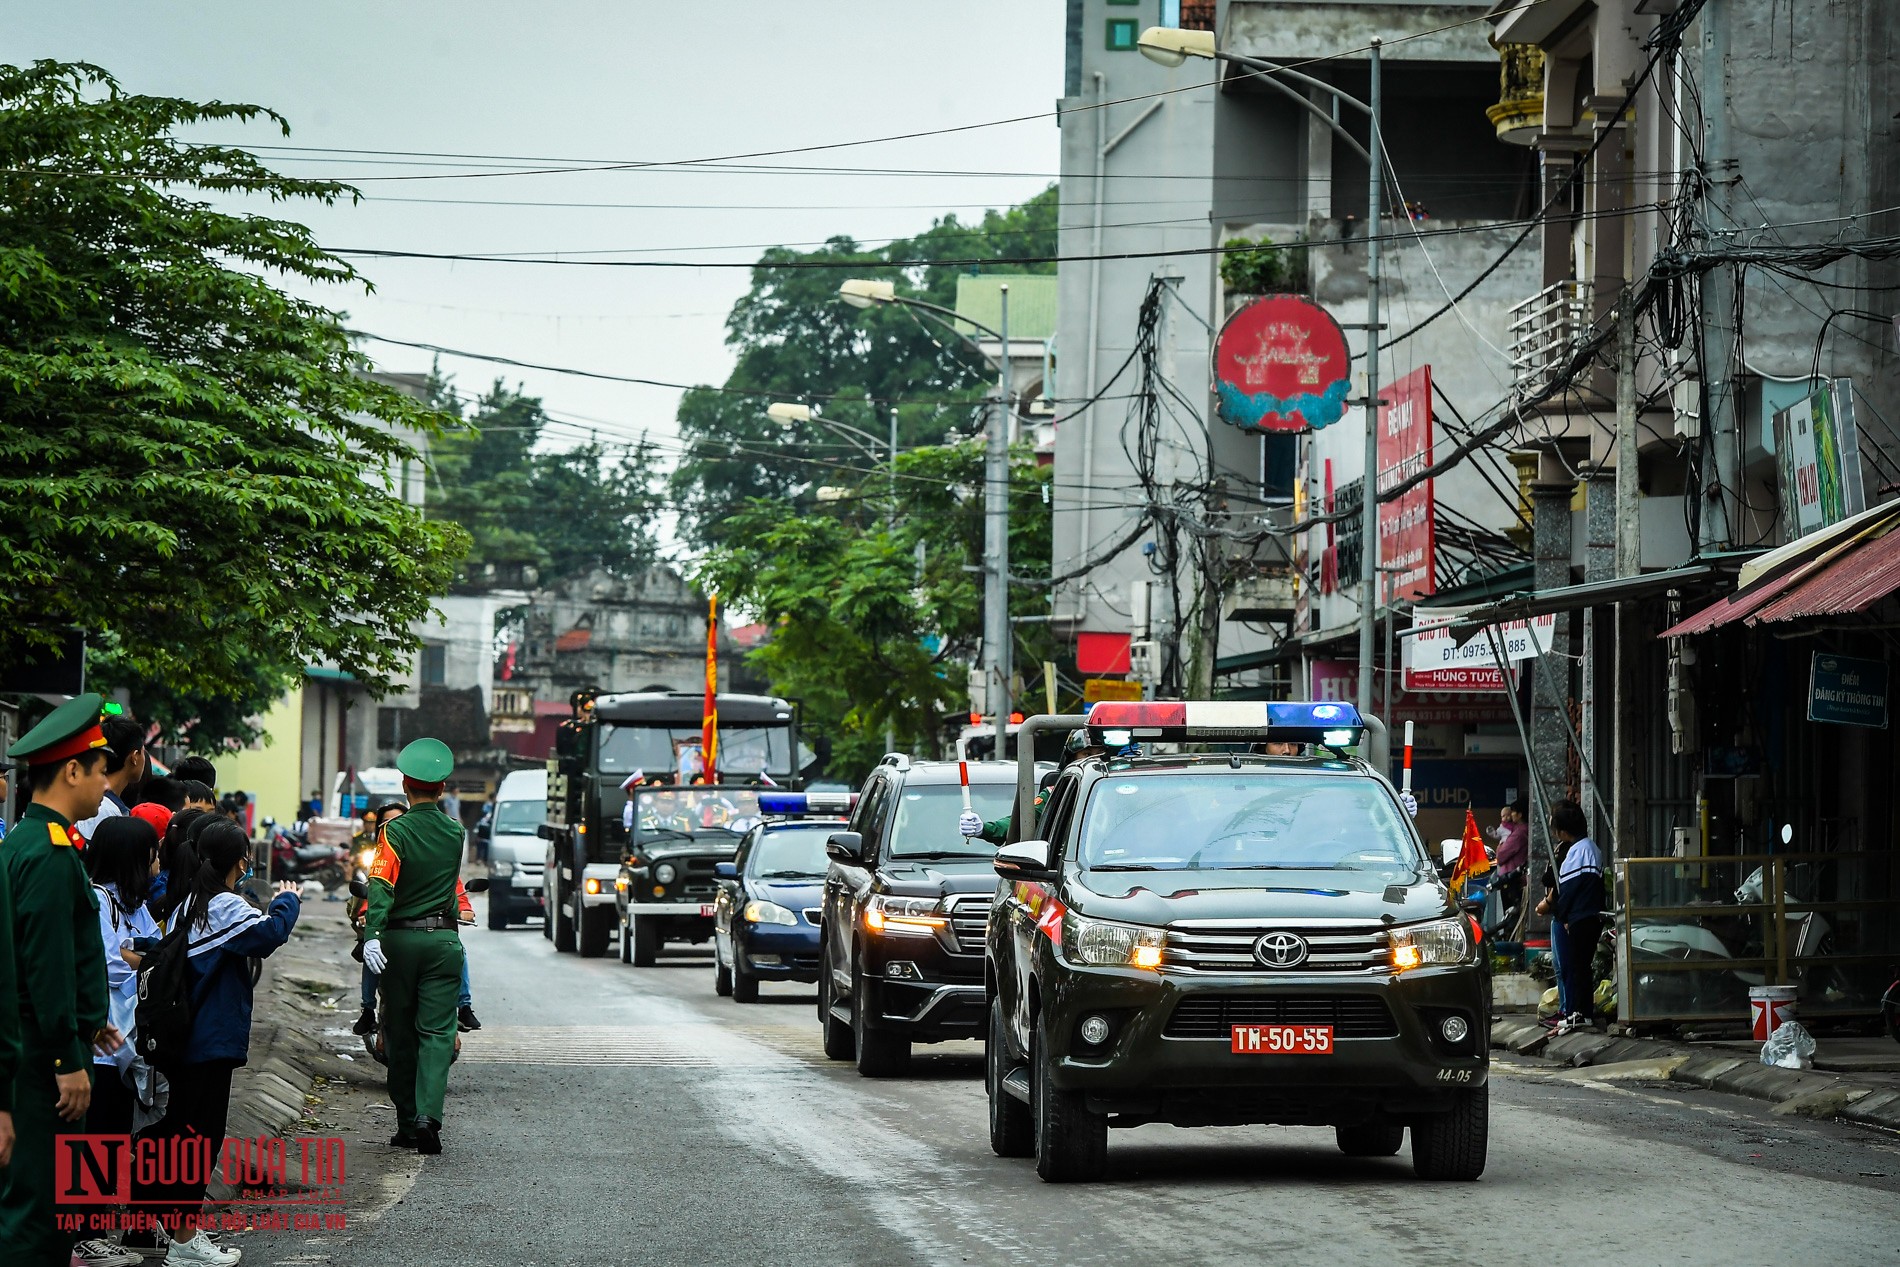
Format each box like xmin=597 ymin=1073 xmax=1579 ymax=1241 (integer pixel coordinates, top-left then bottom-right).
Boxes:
xmin=137 ymin=819 xmax=299 ymax=1266
xmin=83 ymin=816 xmax=161 ymax=1135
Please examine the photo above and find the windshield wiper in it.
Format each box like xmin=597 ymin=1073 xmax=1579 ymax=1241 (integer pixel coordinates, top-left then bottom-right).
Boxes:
xmin=892 ymin=850 xmax=993 ymax=861
xmin=634 ymin=828 xmax=694 ymax=845
xmin=756 ymin=870 xmax=821 ymax=879
xmin=1087 ymin=863 xmax=1176 ymax=872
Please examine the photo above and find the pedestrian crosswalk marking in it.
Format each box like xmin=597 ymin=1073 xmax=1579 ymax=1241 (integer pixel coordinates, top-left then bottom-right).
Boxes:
xmin=456 ymin=1024 xmax=800 ymax=1068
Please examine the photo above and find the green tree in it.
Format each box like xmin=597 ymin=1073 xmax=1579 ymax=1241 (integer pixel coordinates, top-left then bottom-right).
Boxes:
xmin=0 ymin=61 xmax=469 ymax=747
xmin=670 ymin=187 xmax=1057 ymax=547
xmin=428 ymin=378 xmax=663 ymax=586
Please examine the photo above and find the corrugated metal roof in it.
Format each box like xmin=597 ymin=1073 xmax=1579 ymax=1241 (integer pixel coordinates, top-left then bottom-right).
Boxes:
xmin=954 ymin=274 xmax=1057 ymax=341
xmin=1751 ymin=523 xmax=1900 ymax=623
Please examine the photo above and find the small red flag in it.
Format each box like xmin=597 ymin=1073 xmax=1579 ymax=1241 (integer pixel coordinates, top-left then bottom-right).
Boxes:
xmin=1448 ymin=807 xmax=1493 ymax=899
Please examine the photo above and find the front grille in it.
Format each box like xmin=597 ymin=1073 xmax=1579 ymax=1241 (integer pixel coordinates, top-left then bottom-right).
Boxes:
xmin=1164 ymin=923 xmax=1389 ymax=974
xmin=947 ymin=896 xmax=992 ymax=954
xmin=1163 ymin=994 xmax=1399 ymax=1039
xmin=802 ymin=908 xmax=822 ymax=926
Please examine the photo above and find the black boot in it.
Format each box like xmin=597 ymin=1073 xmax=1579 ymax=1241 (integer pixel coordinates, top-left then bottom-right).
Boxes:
xmin=352 ymin=1005 xmax=377 ymax=1036
xmin=457 ymin=1005 xmax=481 ymax=1032
xmin=388 ymin=1129 xmax=418 ymax=1149
xmin=413 ymin=1117 xmax=442 ymax=1155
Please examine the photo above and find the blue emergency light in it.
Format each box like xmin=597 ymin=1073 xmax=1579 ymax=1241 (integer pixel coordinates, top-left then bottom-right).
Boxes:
xmin=758 ymin=791 xmax=856 ymax=817
xmin=1083 ymin=700 xmax=1365 ymax=746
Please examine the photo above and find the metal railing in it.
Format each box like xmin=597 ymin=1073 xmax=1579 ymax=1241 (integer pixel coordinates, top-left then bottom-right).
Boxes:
xmin=1507 ymin=279 xmax=1594 ymax=398
xmin=1617 ymin=852 xmax=1900 ymax=1026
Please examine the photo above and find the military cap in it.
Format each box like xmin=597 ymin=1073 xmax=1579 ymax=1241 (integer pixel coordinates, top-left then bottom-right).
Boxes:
xmin=8 ymin=693 xmax=108 ymax=766
xmin=396 ymin=736 xmax=454 ymax=782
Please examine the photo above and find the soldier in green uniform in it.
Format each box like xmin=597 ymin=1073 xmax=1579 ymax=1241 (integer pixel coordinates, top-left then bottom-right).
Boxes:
xmin=360 ymin=737 xmax=466 ymax=1156
xmin=0 ymin=694 xmax=121 ymax=1263
xmin=960 ymin=730 xmax=1120 ymax=844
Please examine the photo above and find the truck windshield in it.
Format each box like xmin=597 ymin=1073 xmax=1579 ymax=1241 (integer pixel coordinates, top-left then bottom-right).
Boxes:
xmin=748 ymin=824 xmax=837 ymax=878
xmin=632 ymin=788 xmax=765 ymax=843
xmin=1077 ymin=773 xmax=1421 ymax=875
xmin=491 ymin=799 xmax=544 ymax=836
xmin=888 ymin=782 xmax=1016 ymax=859
xmin=600 ymin=724 xmax=791 ymax=779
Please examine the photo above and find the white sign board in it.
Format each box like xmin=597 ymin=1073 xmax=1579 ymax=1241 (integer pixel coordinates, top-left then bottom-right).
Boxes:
xmin=1405 ymin=608 xmax=1555 ymax=692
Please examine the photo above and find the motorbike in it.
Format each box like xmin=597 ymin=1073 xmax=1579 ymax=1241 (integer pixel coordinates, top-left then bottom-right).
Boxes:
xmin=264 ymin=817 xmax=350 ymax=889
xmin=347 ymin=870 xmax=487 ymax=1066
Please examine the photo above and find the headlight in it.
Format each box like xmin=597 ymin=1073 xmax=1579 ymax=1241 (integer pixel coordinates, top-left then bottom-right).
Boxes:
xmin=491 ymin=860 xmax=514 ymax=878
xmin=863 ymin=894 xmax=945 ymax=935
xmin=655 ymin=863 xmax=678 ymax=884
xmin=1062 ymin=912 xmax=1165 ymax=969
xmin=743 ymin=900 xmax=797 ymax=926
xmin=1388 ymin=917 xmax=1470 ymax=971
xmin=354 ymin=849 xmax=376 ymax=871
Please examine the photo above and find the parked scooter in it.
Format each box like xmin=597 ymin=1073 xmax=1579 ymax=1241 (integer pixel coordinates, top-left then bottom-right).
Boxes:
xmin=265 ymin=817 xmax=351 ymax=888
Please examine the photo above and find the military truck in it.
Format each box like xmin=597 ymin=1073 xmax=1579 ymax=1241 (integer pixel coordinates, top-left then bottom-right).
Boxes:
xmin=540 ymin=689 xmax=803 ymax=957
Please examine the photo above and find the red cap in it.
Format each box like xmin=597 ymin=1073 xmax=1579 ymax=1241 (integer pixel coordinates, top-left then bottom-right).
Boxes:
xmin=129 ymin=803 xmax=173 ymax=836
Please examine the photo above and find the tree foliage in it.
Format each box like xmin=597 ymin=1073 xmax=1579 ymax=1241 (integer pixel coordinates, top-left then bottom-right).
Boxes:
xmin=670 ymin=187 xmax=1057 ymax=547
xmin=427 ymin=378 xmax=663 ymax=588
xmin=0 ymin=61 xmax=468 ymax=748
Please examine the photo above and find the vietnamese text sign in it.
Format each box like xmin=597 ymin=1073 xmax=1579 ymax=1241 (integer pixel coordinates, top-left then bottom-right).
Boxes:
xmin=1808 ymin=652 xmax=1887 ymax=728
xmin=1775 ymin=379 xmax=1866 ymax=541
xmin=1404 ymin=608 xmax=1554 ymax=692
xmin=1377 ymin=366 xmax=1434 ymax=599
xmin=1083 ymin=677 xmax=1143 ymax=704
xmin=1310 ymin=659 xmax=1516 ymax=724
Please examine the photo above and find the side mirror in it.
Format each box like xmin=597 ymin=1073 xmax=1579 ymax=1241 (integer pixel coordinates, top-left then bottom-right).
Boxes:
xmin=825 ymin=831 xmax=865 ymax=863
xmin=993 ymin=839 xmax=1055 ymax=879
xmin=463 ymin=877 xmax=490 ymax=894
xmin=713 ymin=862 xmax=738 ymax=880
xmin=348 ymin=877 xmax=368 ymax=899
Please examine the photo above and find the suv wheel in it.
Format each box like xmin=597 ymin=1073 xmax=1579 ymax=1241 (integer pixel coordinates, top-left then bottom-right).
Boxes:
xmin=1410 ymin=1085 xmax=1488 ymax=1180
xmin=851 ymin=958 xmax=910 ymax=1077
xmin=1335 ymin=1120 xmax=1405 ymax=1157
xmin=713 ymin=939 xmax=732 ymax=995
xmin=1032 ymin=1014 xmax=1106 ymax=1182
xmin=731 ymin=953 xmax=758 ymax=1004
xmin=577 ymin=897 xmax=610 ymax=958
xmin=628 ymin=912 xmax=659 ymax=967
xmin=618 ymin=908 xmax=634 ymax=964
xmin=486 ymin=887 xmax=509 ymax=931
xmin=819 ymin=964 xmax=854 ymax=1061
xmin=551 ymin=873 xmax=576 ymax=952
xmin=987 ymin=995 xmax=1033 ymax=1157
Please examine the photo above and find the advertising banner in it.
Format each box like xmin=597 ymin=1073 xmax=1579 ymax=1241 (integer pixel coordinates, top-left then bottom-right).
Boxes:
xmin=1775 ymin=379 xmax=1866 ymax=541
xmin=1808 ymin=651 xmax=1888 ymax=728
xmin=1213 ymin=295 xmax=1351 ymax=433
xmin=1377 ymin=366 xmax=1435 ymax=600
xmin=1403 ymin=607 xmax=1554 ymax=693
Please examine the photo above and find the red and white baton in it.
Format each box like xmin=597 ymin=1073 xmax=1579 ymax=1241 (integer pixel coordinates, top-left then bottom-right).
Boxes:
xmin=959 ymin=760 xmax=972 ymax=815
xmin=1401 ymin=721 xmax=1415 ymax=795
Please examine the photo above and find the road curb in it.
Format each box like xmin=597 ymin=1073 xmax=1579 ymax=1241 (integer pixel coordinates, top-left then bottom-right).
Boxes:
xmin=1491 ymin=1017 xmax=1900 ymax=1131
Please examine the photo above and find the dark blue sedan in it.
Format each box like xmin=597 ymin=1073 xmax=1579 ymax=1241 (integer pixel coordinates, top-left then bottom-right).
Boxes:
xmin=712 ymin=814 xmax=840 ymax=1003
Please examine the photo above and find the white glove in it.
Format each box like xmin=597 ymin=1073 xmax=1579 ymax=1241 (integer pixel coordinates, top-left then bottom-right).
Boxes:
xmin=362 ymin=938 xmax=387 ymax=975
xmin=1399 ymin=790 xmax=1419 ymax=818
xmin=958 ymin=810 xmax=983 ymax=838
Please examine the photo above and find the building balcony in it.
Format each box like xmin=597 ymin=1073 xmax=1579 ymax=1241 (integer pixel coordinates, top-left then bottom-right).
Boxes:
xmin=1224 ymin=570 xmax=1299 ymax=623
xmin=1508 ymin=279 xmax=1594 ymax=400
xmin=1486 ymin=42 xmax=1544 ymax=145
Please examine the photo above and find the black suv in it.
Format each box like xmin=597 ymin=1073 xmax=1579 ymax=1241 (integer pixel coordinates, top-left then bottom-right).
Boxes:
xmin=818 ymin=756 xmax=1019 ymax=1077
xmin=985 ymin=702 xmax=1489 ymax=1183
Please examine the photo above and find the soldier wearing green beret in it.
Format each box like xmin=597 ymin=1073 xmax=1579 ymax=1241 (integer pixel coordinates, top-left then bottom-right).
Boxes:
xmin=0 ymin=694 xmax=122 ymax=1263
xmin=360 ymin=737 xmax=467 ymax=1155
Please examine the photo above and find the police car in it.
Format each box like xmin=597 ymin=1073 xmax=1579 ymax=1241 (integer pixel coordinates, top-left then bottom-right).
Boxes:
xmin=710 ymin=792 xmax=852 ymax=1002
xmin=984 ymin=701 xmax=1489 ymax=1183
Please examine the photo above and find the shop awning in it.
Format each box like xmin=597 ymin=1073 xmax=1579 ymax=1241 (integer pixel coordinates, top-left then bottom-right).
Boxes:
xmin=1438 ymin=560 xmax=1747 ymax=644
xmin=1659 ymin=500 xmax=1900 ymax=637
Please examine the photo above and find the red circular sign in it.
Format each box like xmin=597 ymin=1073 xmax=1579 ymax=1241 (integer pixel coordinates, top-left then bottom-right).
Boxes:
xmin=1213 ymin=295 xmax=1351 ymax=433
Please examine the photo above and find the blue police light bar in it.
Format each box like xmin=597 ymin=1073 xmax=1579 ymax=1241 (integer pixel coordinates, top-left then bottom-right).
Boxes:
xmin=1083 ymin=700 xmax=1365 ymax=743
xmin=758 ymin=791 xmax=857 ymax=817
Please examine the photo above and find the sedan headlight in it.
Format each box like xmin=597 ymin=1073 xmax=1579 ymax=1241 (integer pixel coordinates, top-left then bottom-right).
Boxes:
xmin=863 ymin=894 xmax=945 ymax=936
xmin=743 ymin=900 xmax=797 ymax=926
xmin=1388 ymin=917 xmax=1471 ymax=971
xmin=1062 ymin=912 xmax=1166 ymax=969
xmin=491 ymin=860 xmax=514 ymax=878
xmin=654 ymin=863 xmax=679 ymax=884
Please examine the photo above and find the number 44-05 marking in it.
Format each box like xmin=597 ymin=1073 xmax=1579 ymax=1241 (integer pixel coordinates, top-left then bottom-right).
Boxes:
xmin=1436 ymin=1068 xmax=1474 ymax=1083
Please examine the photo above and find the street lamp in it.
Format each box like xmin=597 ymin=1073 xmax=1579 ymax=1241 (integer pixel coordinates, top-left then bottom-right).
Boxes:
xmin=1138 ymin=27 xmax=1387 ymax=718
xmin=837 ymin=278 xmax=1015 ymax=755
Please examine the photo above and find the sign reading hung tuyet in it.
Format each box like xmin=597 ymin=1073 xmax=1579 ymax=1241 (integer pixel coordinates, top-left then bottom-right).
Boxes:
xmin=1377 ymin=366 xmax=1435 ymax=600
xmin=1404 ymin=607 xmax=1555 ymax=693
xmin=1808 ymin=652 xmax=1888 ymax=729
xmin=1775 ymin=379 xmax=1866 ymax=541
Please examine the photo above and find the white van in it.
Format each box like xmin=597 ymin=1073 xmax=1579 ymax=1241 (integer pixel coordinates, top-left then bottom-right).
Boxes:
xmin=483 ymin=768 xmax=547 ymax=929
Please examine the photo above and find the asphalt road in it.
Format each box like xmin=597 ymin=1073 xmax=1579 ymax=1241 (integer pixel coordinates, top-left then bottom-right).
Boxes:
xmin=239 ymin=902 xmax=1900 ymax=1267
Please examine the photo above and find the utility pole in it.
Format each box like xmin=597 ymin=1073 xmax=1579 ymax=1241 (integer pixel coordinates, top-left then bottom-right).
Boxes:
xmin=984 ymin=285 xmax=1012 ymax=757
xmin=1698 ymin=1 xmax=1738 ymax=550
xmin=1612 ymin=298 xmax=1642 ymax=874
xmin=1355 ymin=37 xmax=1384 ymax=717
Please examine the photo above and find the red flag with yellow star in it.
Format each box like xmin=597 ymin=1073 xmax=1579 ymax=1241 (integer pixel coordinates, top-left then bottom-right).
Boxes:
xmin=701 ymin=594 xmax=719 ymax=780
xmin=1448 ymin=807 xmax=1492 ymax=899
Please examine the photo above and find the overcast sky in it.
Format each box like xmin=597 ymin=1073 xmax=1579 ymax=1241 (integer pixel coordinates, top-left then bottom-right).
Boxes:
xmin=15 ymin=1 xmax=1063 ymax=489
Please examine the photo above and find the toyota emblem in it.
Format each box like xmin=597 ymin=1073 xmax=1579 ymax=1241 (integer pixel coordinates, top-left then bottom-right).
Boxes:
xmin=1253 ymin=931 xmax=1309 ymax=968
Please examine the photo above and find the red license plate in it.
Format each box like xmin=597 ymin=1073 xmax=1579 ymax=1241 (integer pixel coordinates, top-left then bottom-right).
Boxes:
xmin=698 ymin=904 xmax=715 ymax=918
xmin=1230 ymin=1024 xmax=1335 ymax=1054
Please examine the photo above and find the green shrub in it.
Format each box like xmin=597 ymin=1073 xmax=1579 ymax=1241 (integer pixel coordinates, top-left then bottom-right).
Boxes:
xmin=1220 ymin=235 xmax=1310 ymax=295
